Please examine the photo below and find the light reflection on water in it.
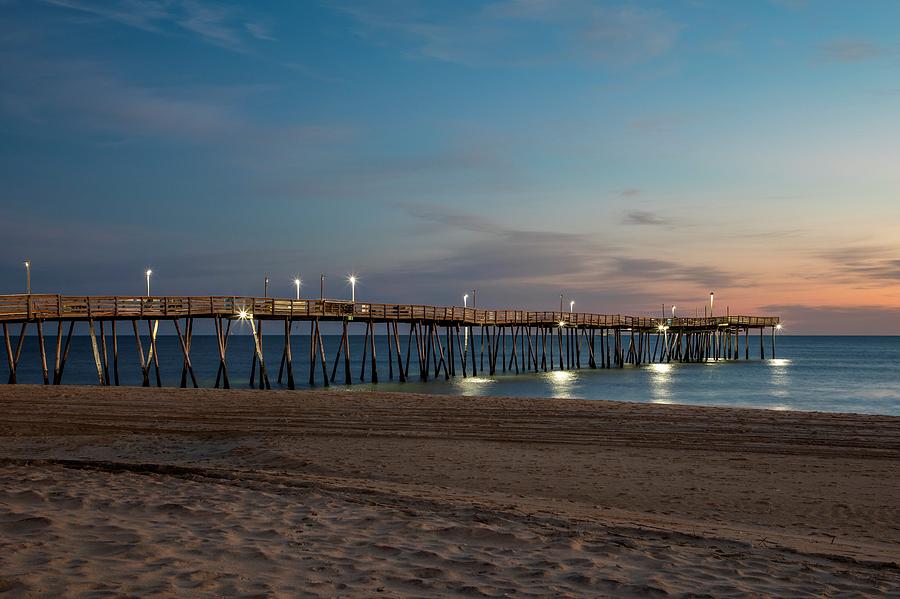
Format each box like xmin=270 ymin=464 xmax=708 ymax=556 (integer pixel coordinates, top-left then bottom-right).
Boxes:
xmin=5 ymin=335 xmax=900 ymax=415
xmin=544 ymin=370 xmax=576 ymax=399
xmin=647 ymin=363 xmax=673 ymax=404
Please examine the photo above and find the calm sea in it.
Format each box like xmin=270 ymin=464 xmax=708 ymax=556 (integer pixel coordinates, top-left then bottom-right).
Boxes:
xmin=3 ymin=334 xmax=898 ymax=416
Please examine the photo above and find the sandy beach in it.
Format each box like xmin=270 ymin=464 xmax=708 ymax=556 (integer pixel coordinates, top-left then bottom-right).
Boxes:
xmin=0 ymin=386 xmax=898 ymax=597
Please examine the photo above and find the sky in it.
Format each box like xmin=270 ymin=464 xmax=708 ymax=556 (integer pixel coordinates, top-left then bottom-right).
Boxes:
xmin=1 ymin=0 xmax=899 ymax=334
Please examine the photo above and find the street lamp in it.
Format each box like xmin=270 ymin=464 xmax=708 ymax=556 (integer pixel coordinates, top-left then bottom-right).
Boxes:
xmin=264 ymin=275 xmax=269 ymax=298
xmin=348 ymin=274 xmax=357 ymax=302
xmin=672 ymin=305 xmax=677 ymax=318
xmin=145 ymin=269 xmax=152 ymax=296
xmin=463 ymin=294 xmax=469 ymax=347
xmin=569 ymin=299 xmax=575 ymax=313
xmin=320 ymin=274 xmax=325 ymax=300
xmin=24 ymin=260 xmax=30 ymax=294
xmin=709 ymin=291 xmax=715 ymax=317
xmin=472 ymin=289 xmax=476 ymax=309
xmin=294 ymin=278 xmax=302 ymax=300
xmin=560 ymin=293 xmax=564 ymax=313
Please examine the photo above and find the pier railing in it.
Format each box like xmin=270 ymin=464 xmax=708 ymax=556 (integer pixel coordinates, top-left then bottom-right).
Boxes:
xmin=0 ymin=294 xmax=780 ymax=328
xmin=0 ymin=294 xmax=783 ymax=389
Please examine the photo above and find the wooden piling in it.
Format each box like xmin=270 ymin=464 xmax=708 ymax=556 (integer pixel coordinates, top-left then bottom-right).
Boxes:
xmin=53 ymin=321 xmax=75 ymax=385
xmin=36 ymin=320 xmax=49 ymax=385
xmin=88 ymin=319 xmax=104 ymax=385
xmin=173 ymin=319 xmax=198 ymax=388
xmin=369 ymin=319 xmax=378 ymax=383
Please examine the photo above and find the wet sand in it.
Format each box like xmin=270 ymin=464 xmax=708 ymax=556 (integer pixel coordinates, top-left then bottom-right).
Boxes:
xmin=1 ymin=386 xmax=898 ymax=597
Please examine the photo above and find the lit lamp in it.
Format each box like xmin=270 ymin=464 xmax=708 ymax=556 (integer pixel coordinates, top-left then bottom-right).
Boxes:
xmin=348 ymin=275 xmax=357 ymax=302
xmin=24 ymin=260 xmax=31 ymax=294
xmin=294 ymin=278 xmax=302 ymax=300
xmin=145 ymin=269 xmax=152 ymax=296
xmin=463 ymin=293 xmax=469 ymax=348
xmin=569 ymin=300 xmax=575 ymax=313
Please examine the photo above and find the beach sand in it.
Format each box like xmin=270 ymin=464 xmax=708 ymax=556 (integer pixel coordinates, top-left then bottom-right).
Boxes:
xmin=0 ymin=386 xmax=898 ymax=597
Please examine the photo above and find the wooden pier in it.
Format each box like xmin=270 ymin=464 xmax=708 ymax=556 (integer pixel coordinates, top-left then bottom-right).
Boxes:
xmin=0 ymin=294 xmax=781 ymax=389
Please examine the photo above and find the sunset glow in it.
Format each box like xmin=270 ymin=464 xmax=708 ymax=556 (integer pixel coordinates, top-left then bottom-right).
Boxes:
xmin=2 ymin=1 xmax=899 ymax=332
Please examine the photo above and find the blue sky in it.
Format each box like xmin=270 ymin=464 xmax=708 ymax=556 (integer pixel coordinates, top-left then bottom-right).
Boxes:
xmin=2 ymin=0 xmax=900 ymax=332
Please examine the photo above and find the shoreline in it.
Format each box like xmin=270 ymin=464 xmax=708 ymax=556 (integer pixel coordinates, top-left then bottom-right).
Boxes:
xmin=1 ymin=386 xmax=898 ymax=596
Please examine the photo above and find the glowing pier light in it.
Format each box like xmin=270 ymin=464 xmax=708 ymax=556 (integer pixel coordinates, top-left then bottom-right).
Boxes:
xmin=145 ymin=269 xmax=152 ymax=296
xmin=348 ymin=275 xmax=357 ymax=302
xmin=294 ymin=277 xmax=302 ymax=300
xmin=24 ymin=260 xmax=31 ymax=294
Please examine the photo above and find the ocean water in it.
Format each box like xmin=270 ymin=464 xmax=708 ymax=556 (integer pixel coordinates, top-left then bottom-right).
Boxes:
xmin=2 ymin=332 xmax=899 ymax=416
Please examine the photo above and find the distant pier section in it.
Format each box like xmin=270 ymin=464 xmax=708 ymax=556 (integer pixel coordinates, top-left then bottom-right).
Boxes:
xmin=0 ymin=294 xmax=781 ymax=389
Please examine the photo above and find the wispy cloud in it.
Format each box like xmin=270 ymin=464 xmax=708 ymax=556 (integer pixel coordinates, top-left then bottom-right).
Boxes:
xmin=622 ymin=209 xmax=671 ymax=227
xmin=606 ymin=257 xmax=736 ymax=287
xmin=759 ymin=303 xmax=900 ymax=335
xmin=338 ymin=1 xmax=681 ymax=67
xmin=816 ymin=245 xmax=900 ymax=284
xmin=41 ymin=0 xmax=269 ymax=52
xmin=373 ymin=204 xmax=734 ymax=309
xmin=818 ymin=39 xmax=882 ymax=63
xmin=0 ymin=55 xmax=246 ymax=138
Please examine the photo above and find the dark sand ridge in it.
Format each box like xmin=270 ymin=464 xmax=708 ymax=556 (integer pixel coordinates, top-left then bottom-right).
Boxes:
xmin=1 ymin=386 xmax=898 ymax=597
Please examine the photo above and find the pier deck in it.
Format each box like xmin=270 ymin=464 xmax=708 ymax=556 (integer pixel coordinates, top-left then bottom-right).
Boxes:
xmin=0 ymin=294 xmax=778 ymax=328
xmin=0 ymin=294 xmax=781 ymax=389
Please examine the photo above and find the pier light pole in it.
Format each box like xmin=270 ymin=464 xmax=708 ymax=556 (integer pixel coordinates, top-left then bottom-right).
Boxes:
xmin=24 ymin=260 xmax=30 ymax=294
xmin=672 ymin=305 xmax=677 ymax=318
xmin=709 ymin=291 xmax=715 ymax=317
xmin=570 ymin=300 xmax=575 ymax=313
xmin=560 ymin=293 xmax=563 ymax=314
xmin=320 ymin=274 xmax=325 ymax=300
xmin=294 ymin=278 xmax=301 ymax=300
xmin=348 ymin=275 xmax=357 ymax=303
xmin=472 ymin=289 xmax=476 ymax=309
xmin=463 ymin=294 xmax=469 ymax=348
xmin=264 ymin=275 xmax=269 ymax=298
xmin=145 ymin=269 xmax=152 ymax=296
